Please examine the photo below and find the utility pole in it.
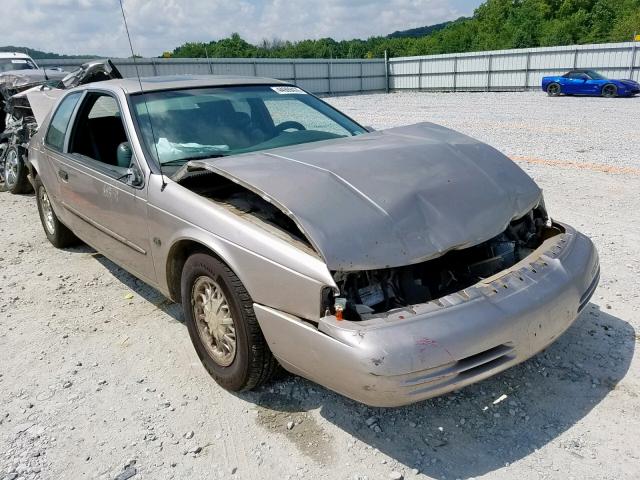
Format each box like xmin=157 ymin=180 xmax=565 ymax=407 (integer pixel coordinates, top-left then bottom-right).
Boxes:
xmin=384 ymin=50 xmax=389 ymax=93
xmin=630 ymin=32 xmax=638 ymax=80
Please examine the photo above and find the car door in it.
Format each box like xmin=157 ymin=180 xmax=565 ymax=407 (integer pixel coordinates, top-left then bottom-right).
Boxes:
xmin=574 ymin=73 xmax=593 ymax=94
xmin=39 ymin=91 xmax=84 ymax=228
xmin=54 ymin=89 xmax=156 ymax=284
xmin=583 ymin=74 xmax=603 ymax=95
xmin=563 ymin=72 xmax=586 ymax=94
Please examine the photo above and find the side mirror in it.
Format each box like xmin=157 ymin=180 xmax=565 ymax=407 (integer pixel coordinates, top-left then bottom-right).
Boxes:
xmin=126 ymin=164 xmax=143 ymax=187
xmin=116 ymin=142 xmax=143 ymax=186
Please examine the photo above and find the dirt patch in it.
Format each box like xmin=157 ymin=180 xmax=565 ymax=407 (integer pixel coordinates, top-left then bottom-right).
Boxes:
xmin=254 ymin=392 xmax=335 ymax=464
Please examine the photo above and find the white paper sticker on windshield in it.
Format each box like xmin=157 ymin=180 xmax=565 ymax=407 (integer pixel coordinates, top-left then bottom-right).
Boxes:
xmin=271 ymin=86 xmax=306 ymax=95
xmin=11 ymin=59 xmax=28 ymax=64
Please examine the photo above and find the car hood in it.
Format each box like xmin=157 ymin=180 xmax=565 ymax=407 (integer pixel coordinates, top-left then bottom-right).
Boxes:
xmin=0 ymin=69 xmax=67 ymax=90
xmin=179 ymin=122 xmax=542 ymax=270
xmin=618 ymin=79 xmax=639 ymax=87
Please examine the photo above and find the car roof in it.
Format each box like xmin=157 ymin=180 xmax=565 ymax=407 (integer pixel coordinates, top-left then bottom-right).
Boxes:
xmin=0 ymin=52 xmax=34 ymax=60
xmin=83 ymin=74 xmax=291 ymax=94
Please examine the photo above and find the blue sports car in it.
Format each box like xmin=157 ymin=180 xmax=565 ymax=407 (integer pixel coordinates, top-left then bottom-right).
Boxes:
xmin=542 ymin=69 xmax=640 ymax=97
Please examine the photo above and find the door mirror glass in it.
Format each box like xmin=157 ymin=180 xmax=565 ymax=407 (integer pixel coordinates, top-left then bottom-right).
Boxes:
xmin=127 ymin=163 xmax=143 ymax=187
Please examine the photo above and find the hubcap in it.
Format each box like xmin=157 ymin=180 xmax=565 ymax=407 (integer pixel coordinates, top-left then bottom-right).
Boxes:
xmin=39 ymin=186 xmax=56 ymax=235
xmin=604 ymin=85 xmax=615 ymax=96
xmin=549 ymin=84 xmax=559 ymax=94
xmin=192 ymin=276 xmax=237 ymax=366
xmin=4 ymin=149 xmax=18 ymax=188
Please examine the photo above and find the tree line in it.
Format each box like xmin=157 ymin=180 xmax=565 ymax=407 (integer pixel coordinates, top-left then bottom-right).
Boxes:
xmin=170 ymin=0 xmax=640 ymax=59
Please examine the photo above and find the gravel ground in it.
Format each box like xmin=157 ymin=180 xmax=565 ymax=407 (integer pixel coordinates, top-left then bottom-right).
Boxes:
xmin=1 ymin=91 xmax=639 ymax=480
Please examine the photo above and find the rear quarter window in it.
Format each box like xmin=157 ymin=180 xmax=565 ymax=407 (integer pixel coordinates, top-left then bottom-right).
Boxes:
xmin=45 ymin=92 xmax=82 ymax=151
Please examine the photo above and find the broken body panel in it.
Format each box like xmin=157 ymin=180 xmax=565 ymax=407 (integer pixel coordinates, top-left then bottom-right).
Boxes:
xmin=256 ymin=222 xmax=599 ymax=406
xmin=1 ymin=60 xmax=122 ymax=190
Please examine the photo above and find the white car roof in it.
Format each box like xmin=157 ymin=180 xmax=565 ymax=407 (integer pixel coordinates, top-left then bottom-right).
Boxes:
xmin=0 ymin=52 xmax=35 ymax=60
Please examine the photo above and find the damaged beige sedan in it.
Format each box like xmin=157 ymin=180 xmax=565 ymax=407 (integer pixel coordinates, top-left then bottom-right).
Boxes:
xmin=28 ymin=76 xmax=599 ymax=406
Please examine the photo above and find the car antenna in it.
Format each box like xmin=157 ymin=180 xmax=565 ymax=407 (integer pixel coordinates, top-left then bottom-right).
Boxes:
xmin=27 ymin=46 xmax=48 ymax=81
xmin=118 ymin=0 xmax=167 ymax=191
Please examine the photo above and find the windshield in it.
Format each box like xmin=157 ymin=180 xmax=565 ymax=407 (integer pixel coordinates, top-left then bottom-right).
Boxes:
xmin=0 ymin=58 xmax=37 ymax=72
xmin=586 ymin=70 xmax=608 ymax=80
xmin=130 ymin=85 xmax=367 ymax=166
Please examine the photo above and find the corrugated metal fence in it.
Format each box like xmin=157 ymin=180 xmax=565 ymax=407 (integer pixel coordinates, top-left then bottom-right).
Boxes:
xmin=38 ymin=41 xmax=639 ymax=94
xmin=37 ymin=57 xmax=388 ymax=95
xmin=390 ymin=41 xmax=640 ymax=91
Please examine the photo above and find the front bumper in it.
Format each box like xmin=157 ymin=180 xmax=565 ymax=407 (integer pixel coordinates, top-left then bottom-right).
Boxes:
xmin=255 ymin=223 xmax=599 ymax=407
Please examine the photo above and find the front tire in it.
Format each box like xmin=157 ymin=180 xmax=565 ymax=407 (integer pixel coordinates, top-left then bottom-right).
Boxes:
xmin=181 ymin=253 xmax=277 ymax=391
xmin=35 ymin=176 xmax=79 ymax=248
xmin=546 ymin=82 xmax=561 ymax=96
xmin=601 ymin=84 xmax=617 ymax=98
xmin=1 ymin=145 xmax=31 ymax=194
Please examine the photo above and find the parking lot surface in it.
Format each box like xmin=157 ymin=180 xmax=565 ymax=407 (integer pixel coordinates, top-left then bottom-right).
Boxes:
xmin=1 ymin=92 xmax=639 ymax=480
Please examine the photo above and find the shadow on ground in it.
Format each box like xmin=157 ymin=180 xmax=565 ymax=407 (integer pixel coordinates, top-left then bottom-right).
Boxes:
xmin=82 ymin=253 xmax=635 ymax=478
xmin=92 ymin=253 xmax=184 ymax=323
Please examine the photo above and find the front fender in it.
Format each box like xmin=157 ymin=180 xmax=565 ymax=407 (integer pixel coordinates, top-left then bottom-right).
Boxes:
xmin=146 ymin=174 xmax=334 ymax=321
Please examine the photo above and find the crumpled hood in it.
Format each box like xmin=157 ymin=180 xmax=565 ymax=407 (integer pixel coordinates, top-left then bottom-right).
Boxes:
xmin=182 ymin=122 xmax=542 ymax=270
xmin=0 ymin=69 xmax=67 ymax=90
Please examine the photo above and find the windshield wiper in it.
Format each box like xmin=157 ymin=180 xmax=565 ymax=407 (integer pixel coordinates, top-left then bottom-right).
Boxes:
xmin=161 ymin=153 xmax=228 ymax=167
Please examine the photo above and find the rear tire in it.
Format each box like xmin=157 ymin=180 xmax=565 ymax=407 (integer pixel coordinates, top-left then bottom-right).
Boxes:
xmin=546 ymin=82 xmax=561 ymax=96
xmin=35 ymin=176 xmax=79 ymax=248
xmin=181 ymin=253 xmax=277 ymax=391
xmin=601 ymin=84 xmax=617 ymax=98
xmin=1 ymin=145 xmax=31 ymax=194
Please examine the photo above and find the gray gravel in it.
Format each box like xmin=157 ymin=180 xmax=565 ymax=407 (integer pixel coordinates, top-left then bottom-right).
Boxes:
xmin=1 ymin=91 xmax=639 ymax=480
xmin=330 ymin=91 xmax=640 ymax=170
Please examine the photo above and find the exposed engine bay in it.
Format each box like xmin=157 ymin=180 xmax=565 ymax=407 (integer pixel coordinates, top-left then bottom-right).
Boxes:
xmin=178 ymin=170 xmax=316 ymax=255
xmin=180 ymin=170 xmax=557 ymax=321
xmin=330 ymin=203 xmax=557 ymax=320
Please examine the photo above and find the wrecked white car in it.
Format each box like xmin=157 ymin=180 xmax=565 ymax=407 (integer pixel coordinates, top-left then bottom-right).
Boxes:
xmin=0 ymin=59 xmax=121 ymax=193
xmin=29 ymin=76 xmax=599 ymax=406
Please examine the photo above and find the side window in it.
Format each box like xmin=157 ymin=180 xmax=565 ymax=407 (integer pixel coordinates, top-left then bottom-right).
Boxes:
xmin=45 ymin=92 xmax=82 ymax=151
xmin=69 ymin=93 xmax=131 ymax=170
xmin=567 ymin=72 xmax=588 ymax=79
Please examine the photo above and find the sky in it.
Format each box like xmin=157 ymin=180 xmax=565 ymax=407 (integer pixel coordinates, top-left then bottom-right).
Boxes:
xmin=1 ymin=0 xmax=483 ymax=57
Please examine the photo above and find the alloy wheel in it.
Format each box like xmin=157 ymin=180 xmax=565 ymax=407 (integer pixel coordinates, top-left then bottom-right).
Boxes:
xmin=0 ymin=142 xmax=7 ymax=183
xmin=3 ymin=147 xmax=19 ymax=189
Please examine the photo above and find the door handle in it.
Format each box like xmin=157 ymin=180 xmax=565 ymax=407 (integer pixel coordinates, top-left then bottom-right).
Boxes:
xmin=58 ymin=169 xmax=69 ymax=181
